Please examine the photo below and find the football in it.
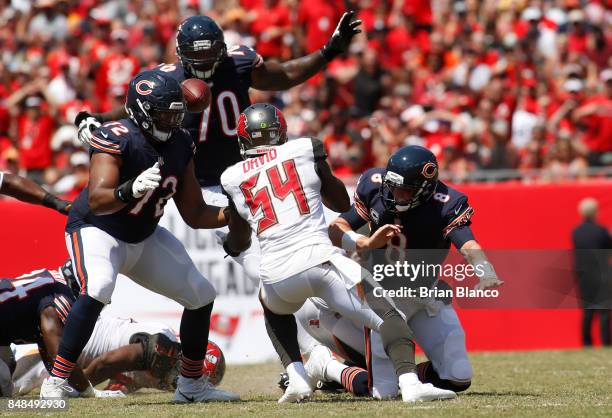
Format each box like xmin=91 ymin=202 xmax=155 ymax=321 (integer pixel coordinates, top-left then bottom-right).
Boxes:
xmin=181 ymin=78 xmax=211 ymax=113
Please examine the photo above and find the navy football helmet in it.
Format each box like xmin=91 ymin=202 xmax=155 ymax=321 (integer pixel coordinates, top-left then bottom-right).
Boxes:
xmin=176 ymin=15 xmax=226 ymax=79
xmin=125 ymin=70 xmax=186 ymax=142
xmin=382 ymin=145 xmax=439 ymax=212
xmin=236 ymin=103 xmax=287 ymax=158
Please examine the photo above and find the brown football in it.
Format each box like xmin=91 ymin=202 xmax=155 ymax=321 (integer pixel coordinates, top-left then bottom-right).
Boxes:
xmin=181 ymin=78 xmax=211 ymax=113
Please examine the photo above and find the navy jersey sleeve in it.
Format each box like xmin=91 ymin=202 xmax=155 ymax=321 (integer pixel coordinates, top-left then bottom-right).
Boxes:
xmin=90 ymin=122 xmax=130 ymax=157
xmin=227 ymin=45 xmax=263 ymax=86
xmin=340 ymin=168 xmax=383 ymax=230
xmin=442 ymin=194 xmax=475 ymax=248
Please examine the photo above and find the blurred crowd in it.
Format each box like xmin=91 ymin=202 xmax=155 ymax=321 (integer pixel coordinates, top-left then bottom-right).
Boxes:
xmin=0 ymin=0 xmax=611 ymax=199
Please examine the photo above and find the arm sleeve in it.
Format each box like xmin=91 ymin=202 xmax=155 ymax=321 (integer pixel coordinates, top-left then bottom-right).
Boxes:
xmin=339 ymin=176 xmax=372 ymax=230
xmin=89 ymin=125 xmax=128 ymax=157
xmin=442 ymin=196 xmax=475 ymax=248
xmin=310 ymin=138 xmax=327 ymax=162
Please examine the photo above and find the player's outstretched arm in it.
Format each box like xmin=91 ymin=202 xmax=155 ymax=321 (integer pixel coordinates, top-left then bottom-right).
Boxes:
xmin=459 ymin=240 xmax=504 ymax=290
xmin=84 ymin=344 xmax=143 ymax=386
xmin=0 ymin=172 xmax=72 ymax=215
xmin=329 ymin=217 xmax=401 ymax=252
xmin=315 ymin=159 xmax=350 ymax=213
xmin=174 ymin=160 xmax=226 ymax=229
xmin=250 ymin=11 xmax=362 ymax=91
xmin=75 ymin=107 xmax=128 ymax=146
xmin=224 ymin=203 xmax=252 ymax=256
xmin=39 ymin=306 xmax=90 ymax=393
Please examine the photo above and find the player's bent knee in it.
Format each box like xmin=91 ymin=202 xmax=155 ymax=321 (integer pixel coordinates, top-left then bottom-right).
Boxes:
xmin=448 ymin=379 xmax=471 ymax=392
xmin=182 ymin=270 xmax=217 ymax=309
xmin=448 ymin=358 xmax=473 ymax=382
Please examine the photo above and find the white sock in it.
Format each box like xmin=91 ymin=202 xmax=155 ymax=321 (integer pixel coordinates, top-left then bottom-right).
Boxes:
xmin=286 ymin=362 xmax=309 ymax=383
xmin=324 ymin=359 xmax=348 ymax=383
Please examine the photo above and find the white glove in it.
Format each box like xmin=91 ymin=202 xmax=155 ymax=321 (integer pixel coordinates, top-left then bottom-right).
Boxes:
xmin=132 ymin=162 xmax=161 ymax=198
xmin=80 ymin=383 xmax=126 ymax=398
xmin=77 ymin=116 xmax=101 ymax=146
xmin=93 ymin=388 xmax=126 ymax=398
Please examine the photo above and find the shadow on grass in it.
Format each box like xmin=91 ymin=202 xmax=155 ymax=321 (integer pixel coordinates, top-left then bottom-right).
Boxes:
xmin=464 ymin=391 xmax=540 ymax=397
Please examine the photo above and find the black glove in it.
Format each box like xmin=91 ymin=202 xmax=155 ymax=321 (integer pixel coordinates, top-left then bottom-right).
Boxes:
xmin=42 ymin=192 xmax=72 ymax=215
xmin=320 ymin=11 xmax=362 ymax=62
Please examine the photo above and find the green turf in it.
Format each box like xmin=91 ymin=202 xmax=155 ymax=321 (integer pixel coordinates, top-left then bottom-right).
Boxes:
xmin=4 ymin=349 xmax=612 ymax=417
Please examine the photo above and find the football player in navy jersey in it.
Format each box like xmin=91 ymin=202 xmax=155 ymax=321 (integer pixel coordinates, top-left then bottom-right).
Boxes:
xmin=0 ymin=171 xmax=71 ymax=215
xmin=329 ymin=145 xmax=504 ymax=393
xmin=41 ymin=70 xmax=239 ymax=403
xmin=75 ymin=12 xmax=362 ymax=281
xmin=0 ymin=260 xmax=123 ymax=398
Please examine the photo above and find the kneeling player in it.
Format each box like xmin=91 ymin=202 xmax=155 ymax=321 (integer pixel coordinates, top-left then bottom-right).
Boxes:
xmin=220 ymin=104 xmax=456 ymax=403
xmin=0 ymin=262 xmax=123 ymax=398
xmin=41 ymin=70 xmax=238 ymax=402
xmin=329 ymin=145 xmax=504 ymax=392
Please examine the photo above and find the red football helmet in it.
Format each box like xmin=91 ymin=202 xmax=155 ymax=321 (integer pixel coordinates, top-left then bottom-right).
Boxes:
xmin=236 ymin=103 xmax=287 ymax=159
xmin=202 ymin=340 xmax=226 ymax=386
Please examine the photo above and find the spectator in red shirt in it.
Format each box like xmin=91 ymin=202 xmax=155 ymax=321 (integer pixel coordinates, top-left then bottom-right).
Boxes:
xmin=94 ymin=29 xmax=140 ymax=112
xmin=14 ymin=96 xmax=55 ymax=184
xmin=572 ymin=69 xmax=612 ymax=166
xmin=297 ymin=0 xmax=341 ymax=53
xmin=249 ymin=0 xmax=291 ymax=59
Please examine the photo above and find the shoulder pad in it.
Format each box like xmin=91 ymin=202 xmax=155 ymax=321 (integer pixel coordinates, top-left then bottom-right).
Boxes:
xmin=353 ymin=168 xmax=384 ymax=220
xmin=226 ymin=45 xmax=263 ymax=74
xmin=152 ymin=63 xmax=186 ymax=83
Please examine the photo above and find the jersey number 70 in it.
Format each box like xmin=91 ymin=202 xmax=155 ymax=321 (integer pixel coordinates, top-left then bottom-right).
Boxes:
xmin=239 ymin=160 xmax=310 ymax=235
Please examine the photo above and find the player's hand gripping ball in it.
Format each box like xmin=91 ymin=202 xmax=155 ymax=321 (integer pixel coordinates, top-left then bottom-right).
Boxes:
xmin=181 ymin=79 xmax=211 ymax=113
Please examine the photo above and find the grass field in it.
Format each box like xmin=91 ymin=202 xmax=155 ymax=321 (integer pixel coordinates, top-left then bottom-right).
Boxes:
xmin=5 ymin=349 xmax=611 ymax=417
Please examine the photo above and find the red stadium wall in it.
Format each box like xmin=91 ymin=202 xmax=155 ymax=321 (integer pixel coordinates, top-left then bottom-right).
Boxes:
xmin=1 ymin=180 xmax=611 ymax=350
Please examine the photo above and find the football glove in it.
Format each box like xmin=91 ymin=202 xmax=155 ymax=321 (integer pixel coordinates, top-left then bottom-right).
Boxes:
xmin=132 ymin=162 xmax=161 ymax=198
xmin=321 ymin=11 xmax=362 ymax=62
xmin=42 ymin=192 xmax=72 ymax=215
xmin=75 ymin=111 xmax=101 ymax=147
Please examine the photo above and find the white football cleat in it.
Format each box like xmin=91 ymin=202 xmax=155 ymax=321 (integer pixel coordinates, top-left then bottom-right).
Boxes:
xmin=40 ymin=377 xmax=79 ymax=399
xmin=304 ymin=345 xmax=334 ymax=385
xmin=278 ymin=376 xmax=312 ymax=404
xmin=173 ymin=375 xmax=239 ymax=403
xmin=399 ymin=373 xmax=457 ymax=402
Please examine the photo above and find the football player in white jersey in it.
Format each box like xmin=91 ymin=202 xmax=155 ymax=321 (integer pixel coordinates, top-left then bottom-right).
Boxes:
xmin=219 ymin=103 xmax=456 ymax=403
xmin=11 ymin=316 xmax=225 ymax=396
